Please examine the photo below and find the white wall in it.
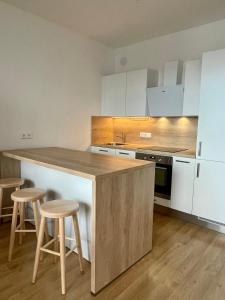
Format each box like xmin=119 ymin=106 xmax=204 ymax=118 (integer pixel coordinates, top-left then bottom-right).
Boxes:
xmin=0 ymin=2 xmax=114 ymax=151
xmin=115 ymin=19 xmax=225 ymax=85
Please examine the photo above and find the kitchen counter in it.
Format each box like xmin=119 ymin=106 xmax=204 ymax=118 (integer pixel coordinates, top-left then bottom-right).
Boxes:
xmin=3 ymin=147 xmax=152 ymax=180
xmin=3 ymin=147 xmax=155 ymax=294
xmin=92 ymin=144 xmax=196 ymax=159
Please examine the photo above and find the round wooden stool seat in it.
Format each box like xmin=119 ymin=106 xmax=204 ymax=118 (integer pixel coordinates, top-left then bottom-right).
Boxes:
xmin=0 ymin=178 xmax=24 ymax=189
xmin=40 ymin=200 xmax=79 ymax=218
xmin=11 ymin=188 xmax=45 ymax=203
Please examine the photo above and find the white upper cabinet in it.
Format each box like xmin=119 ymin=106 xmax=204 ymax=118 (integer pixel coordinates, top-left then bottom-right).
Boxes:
xmin=164 ymin=61 xmax=182 ymax=86
xmin=101 ymin=69 xmax=149 ymax=117
xmin=197 ymin=49 xmax=225 ymax=162
xmin=101 ymin=73 xmax=126 ymax=116
xmin=126 ymin=69 xmax=148 ymax=116
xmin=147 ymin=85 xmax=184 ymax=117
xmin=192 ymin=160 xmax=225 ymax=224
xmin=183 ymin=60 xmax=201 ymax=116
xmin=171 ymin=157 xmax=196 ymax=214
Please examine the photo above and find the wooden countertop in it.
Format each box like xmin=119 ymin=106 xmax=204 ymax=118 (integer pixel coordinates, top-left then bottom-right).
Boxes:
xmin=92 ymin=144 xmax=196 ymax=159
xmin=3 ymin=147 xmax=154 ymax=180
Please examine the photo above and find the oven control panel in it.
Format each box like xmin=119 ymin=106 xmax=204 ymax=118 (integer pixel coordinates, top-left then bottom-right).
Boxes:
xmin=135 ymin=152 xmax=173 ymax=165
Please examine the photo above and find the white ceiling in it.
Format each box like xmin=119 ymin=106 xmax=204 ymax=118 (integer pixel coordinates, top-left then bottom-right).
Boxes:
xmin=3 ymin=0 xmax=225 ymax=48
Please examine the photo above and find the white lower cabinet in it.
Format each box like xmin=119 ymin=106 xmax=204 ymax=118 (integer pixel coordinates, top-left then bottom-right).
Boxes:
xmin=115 ymin=149 xmax=136 ymax=159
xmin=90 ymin=146 xmax=135 ymax=159
xmin=192 ymin=160 xmax=225 ymax=224
xmin=90 ymin=146 xmax=116 ymax=156
xmin=171 ymin=157 xmax=196 ymax=213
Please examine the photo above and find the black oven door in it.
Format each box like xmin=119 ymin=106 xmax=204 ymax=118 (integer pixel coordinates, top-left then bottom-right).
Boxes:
xmin=154 ymin=163 xmax=172 ymax=200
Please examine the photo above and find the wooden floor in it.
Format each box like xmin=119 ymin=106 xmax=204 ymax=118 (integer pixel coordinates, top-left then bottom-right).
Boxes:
xmin=1 ymin=213 xmax=225 ymax=300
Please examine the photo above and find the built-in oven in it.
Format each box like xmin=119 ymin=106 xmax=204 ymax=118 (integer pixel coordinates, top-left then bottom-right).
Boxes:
xmin=135 ymin=152 xmax=173 ymax=202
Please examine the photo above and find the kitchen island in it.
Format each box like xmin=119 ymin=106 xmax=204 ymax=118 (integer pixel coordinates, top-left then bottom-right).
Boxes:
xmin=2 ymin=147 xmax=155 ymax=294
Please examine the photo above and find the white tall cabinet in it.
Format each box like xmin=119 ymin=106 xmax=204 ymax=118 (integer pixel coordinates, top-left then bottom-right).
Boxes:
xmin=196 ymin=49 xmax=225 ymax=162
xmin=193 ymin=48 xmax=225 ymax=224
xmin=183 ymin=60 xmax=201 ymax=116
xmin=101 ymin=73 xmax=126 ymax=116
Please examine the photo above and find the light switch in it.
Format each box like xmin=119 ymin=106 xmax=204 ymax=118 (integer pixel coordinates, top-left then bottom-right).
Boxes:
xmin=140 ymin=132 xmax=152 ymax=138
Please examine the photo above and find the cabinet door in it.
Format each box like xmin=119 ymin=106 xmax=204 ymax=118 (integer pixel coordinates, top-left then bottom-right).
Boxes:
xmin=101 ymin=73 xmax=126 ymax=116
xmin=171 ymin=157 xmax=196 ymax=213
xmin=192 ymin=160 xmax=225 ymax=224
xmin=197 ymin=49 xmax=225 ymax=162
xmin=126 ymin=69 xmax=148 ymax=116
xmin=183 ymin=60 xmax=201 ymax=116
xmin=90 ymin=146 xmax=116 ymax=156
xmin=147 ymin=85 xmax=184 ymax=117
xmin=115 ymin=149 xmax=136 ymax=159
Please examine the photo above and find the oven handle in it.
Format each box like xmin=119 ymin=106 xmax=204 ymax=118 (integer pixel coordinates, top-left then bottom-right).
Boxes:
xmin=155 ymin=166 xmax=168 ymax=170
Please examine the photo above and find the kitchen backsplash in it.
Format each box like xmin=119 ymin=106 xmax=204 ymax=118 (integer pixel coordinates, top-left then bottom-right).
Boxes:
xmin=92 ymin=116 xmax=198 ymax=150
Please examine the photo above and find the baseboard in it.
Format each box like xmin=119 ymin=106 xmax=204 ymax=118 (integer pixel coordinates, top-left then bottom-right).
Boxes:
xmin=154 ymin=204 xmax=225 ymax=235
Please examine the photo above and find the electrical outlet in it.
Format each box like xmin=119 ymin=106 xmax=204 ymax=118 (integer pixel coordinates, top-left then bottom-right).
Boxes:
xmin=20 ymin=132 xmax=33 ymax=140
xmin=140 ymin=132 xmax=152 ymax=138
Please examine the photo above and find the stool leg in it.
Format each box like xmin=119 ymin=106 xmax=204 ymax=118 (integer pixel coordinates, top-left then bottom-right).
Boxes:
xmin=19 ymin=202 xmax=25 ymax=245
xmin=32 ymin=216 xmax=45 ymax=283
xmin=39 ymin=198 xmax=50 ymax=242
xmin=72 ymin=214 xmax=84 ymax=273
xmin=54 ymin=218 xmax=59 ymax=263
xmin=59 ymin=217 xmax=66 ymax=295
xmin=32 ymin=201 xmax=40 ymax=239
xmin=44 ymin=220 xmax=50 ymax=243
xmin=8 ymin=201 xmax=19 ymax=262
xmin=0 ymin=188 xmax=3 ymax=224
xmin=32 ymin=200 xmax=43 ymax=259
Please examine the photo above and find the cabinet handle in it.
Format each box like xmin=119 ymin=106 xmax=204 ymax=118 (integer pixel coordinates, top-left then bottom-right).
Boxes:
xmin=196 ymin=163 xmax=200 ymax=178
xmin=175 ymin=160 xmax=190 ymax=164
xmin=119 ymin=152 xmax=129 ymax=155
xmin=198 ymin=142 xmax=202 ymax=157
xmin=99 ymin=149 xmax=108 ymax=152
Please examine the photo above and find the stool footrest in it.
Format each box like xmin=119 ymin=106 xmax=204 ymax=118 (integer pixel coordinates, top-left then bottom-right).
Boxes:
xmin=57 ymin=234 xmax=75 ymax=242
xmin=40 ymin=237 xmax=78 ymax=258
xmin=2 ymin=206 xmax=13 ymax=210
xmin=40 ymin=248 xmax=60 ymax=256
xmin=42 ymin=238 xmax=56 ymax=249
xmin=65 ymin=245 xmax=77 ymax=258
xmin=0 ymin=213 xmax=13 ymax=218
xmin=15 ymin=229 xmax=36 ymax=233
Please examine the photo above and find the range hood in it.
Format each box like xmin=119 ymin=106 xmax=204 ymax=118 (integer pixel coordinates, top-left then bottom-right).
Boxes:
xmin=147 ymin=61 xmax=184 ymax=117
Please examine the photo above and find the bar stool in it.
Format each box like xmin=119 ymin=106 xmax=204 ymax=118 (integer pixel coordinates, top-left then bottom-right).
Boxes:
xmin=0 ymin=178 xmax=24 ymax=222
xmin=32 ymin=200 xmax=84 ymax=295
xmin=8 ymin=188 xmax=49 ymax=261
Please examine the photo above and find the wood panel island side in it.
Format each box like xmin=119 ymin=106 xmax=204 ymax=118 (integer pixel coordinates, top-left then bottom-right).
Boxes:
xmin=2 ymin=147 xmax=155 ymax=294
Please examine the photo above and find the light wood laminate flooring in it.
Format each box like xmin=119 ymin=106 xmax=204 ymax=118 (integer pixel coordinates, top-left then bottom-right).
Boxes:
xmin=1 ymin=213 xmax=225 ymax=300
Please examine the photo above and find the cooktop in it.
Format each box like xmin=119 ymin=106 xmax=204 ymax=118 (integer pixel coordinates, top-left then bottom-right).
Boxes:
xmin=137 ymin=146 xmax=188 ymax=153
